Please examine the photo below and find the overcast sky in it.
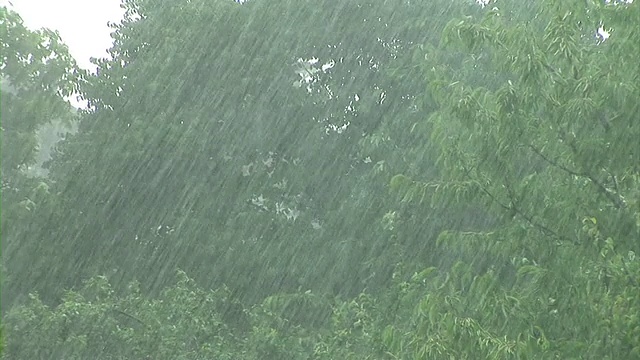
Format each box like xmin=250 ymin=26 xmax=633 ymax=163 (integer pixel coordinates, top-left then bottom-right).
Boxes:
xmin=2 ymin=0 xmax=124 ymax=70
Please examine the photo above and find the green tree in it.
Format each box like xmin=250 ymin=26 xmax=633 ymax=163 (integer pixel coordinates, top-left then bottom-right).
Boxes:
xmin=41 ymin=0 xmax=466 ymax=306
xmin=1 ymin=6 xmax=80 ymax=310
xmin=8 ymin=1 xmax=639 ymax=358
xmin=387 ymin=0 xmax=639 ymax=357
xmin=2 ymin=271 xmax=241 ymax=359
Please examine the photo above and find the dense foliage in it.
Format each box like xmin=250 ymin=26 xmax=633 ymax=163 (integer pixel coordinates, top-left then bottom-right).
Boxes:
xmin=2 ymin=0 xmax=638 ymax=358
xmin=1 ymin=6 xmax=80 ymax=310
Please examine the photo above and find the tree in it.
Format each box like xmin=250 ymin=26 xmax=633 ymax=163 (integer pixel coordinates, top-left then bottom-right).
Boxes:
xmin=41 ymin=0 xmax=465 ymax=305
xmin=387 ymin=0 xmax=639 ymax=357
xmin=1 ymin=6 xmax=80 ymax=311
xmin=5 ymin=1 xmax=639 ymax=358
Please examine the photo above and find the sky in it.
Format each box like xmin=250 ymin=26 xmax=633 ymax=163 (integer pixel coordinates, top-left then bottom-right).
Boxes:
xmin=2 ymin=0 xmax=125 ymax=71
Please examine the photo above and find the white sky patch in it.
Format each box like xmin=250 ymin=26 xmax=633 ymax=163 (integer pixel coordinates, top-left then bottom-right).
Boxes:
xmin=3 ymin=0 xmax=124 ymax=71
xmin=293 ymin=57 xmax=335 ymax=91
xmin=597 ymin=26 xmax=610 ymax=41
xmin=321 ymin=59 xmax=335 ymax=72
xmin=2 ymin=0 xmax=124 ymax=108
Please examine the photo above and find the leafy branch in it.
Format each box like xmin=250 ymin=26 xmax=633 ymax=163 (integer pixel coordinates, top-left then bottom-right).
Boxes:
xmin=457 ymin=159 xmax=569 ymax=243
xmin=527 ymin=144 xmax=625 ymax=209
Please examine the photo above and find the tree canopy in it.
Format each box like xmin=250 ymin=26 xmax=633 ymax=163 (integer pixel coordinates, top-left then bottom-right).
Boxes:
xmin=2 ymin=0 xmax=638 ymax=358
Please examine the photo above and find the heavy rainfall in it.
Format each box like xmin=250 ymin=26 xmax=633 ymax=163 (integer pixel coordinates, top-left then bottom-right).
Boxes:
xmin=1 ymin=0 xmax=639 ymax=358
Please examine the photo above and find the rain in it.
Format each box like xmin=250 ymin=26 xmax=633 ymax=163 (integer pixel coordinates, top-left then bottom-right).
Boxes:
xmin=1 ymin=0 xmax=639 ymax=358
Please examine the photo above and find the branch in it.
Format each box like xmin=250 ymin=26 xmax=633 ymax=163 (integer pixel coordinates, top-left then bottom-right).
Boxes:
xmin=111 ymin=308 xmax=147 ymax=328
xmin=458 ymin=160 xmax=570 ymax=242
xmin=528 ymin=144 xmax=625 ymax=209
xmin=477 ymin=181 xmax=568 ymax=242
xmin=528 ymin=144 xmax=582 ymax=177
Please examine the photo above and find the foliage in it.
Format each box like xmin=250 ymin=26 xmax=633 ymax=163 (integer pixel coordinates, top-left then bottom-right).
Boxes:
xmin=3 ymin=271 xmax=238 ymax=359
xmin=37 ymin=0 xmax=465 ymax=306
xmin=2 ymin=0 xmax=639 ymax=358
xmin=1 ymin=6 xmax=80 ymax=311
xmin=389 ymin=0 xmax=640 ymax=357
xmin=0 ymin=7 xmax=79 ymax=177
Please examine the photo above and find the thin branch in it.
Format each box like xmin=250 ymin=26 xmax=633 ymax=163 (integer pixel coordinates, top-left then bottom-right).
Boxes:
xmin=477 ymin=181 xmax=568 ymax=242
xmin=528 ymin=144 xmax=582 ymax=177
xmin=111 ymin=308 xmax=147 ymax=328
xmin=528 ymin=144 xmax=625 ymax=209
xmin=458 ymin=160 xmax=570 ymax=242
